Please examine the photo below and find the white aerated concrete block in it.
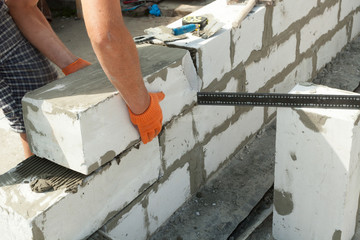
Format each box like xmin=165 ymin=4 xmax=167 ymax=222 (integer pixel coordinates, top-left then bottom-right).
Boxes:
xmin=147 ymin=163 xmax=191 ymax=234
xmin=273 ymin=84 xmax=360 ymax=240
xmin=161 ymin=113 xmax=196 ymax=169
xmin=0 ymin=140 xmax=161 ymax=240
xmin=272 ymin=0 xmax=317 ymax=36
xmin=192 ymin=77 xmax=238 ymax=142
xmin=100 ymin=163 xmax=191 ymax=239
xmin=340 ymin=0 xmax=360 ymax=21
xmin=351 ymin=11 xmax=360 ymax=40
xmin=317 ymin=26 xmax=348 ymax=71
xmin=141 ymin=46 xmax=197 ymax=122
xmin=300 ymin=3 xmax=339 ymax=53
xmin=232 ymin=6 xmax=265 ymax=67
xmin=104 ymin=202 xmax=148 ymax=240
xmin=23 ymin=45 xmax=196 ymax=174
xmin=246 ymin=34 xmax=297 ymax=93
xmin=204 ymin=107 xmax=264 ymax=177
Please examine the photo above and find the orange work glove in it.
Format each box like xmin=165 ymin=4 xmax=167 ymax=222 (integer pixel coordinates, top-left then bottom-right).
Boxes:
xmin=128 ymin=92 xmax=165 ymax=144
xmin=61 ymin=58 xmax=91 ymax=76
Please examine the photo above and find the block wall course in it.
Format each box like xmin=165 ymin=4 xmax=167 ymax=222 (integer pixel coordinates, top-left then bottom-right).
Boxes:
xmin=160 ymin=112 xmax=197 ymax=169
xmin=272 ymin=0 xmax=317 ymax=36
xmin=105 ymin=202 xmax=148 ymax=240
xmin=204 ymin=107 xmax=264 ymax=177
xmin=147 ymin=163 xmax=191 ymax=235
xmin=196 ymin=30 xmax=232 ymax=89
xmin=340 ymin=0 xmax=360 ymax=21
xmin=317 ymin=26 xmax=348 ymax=71
xmin=246 ymin=34 xmax=297 ymax=93
xmin=192 ymin=77 xmax=238 ymax=142
xmin=300 ymin=2 xmax=340 ymax=53
xmin=231 ymin=6 xmax=265 ymax=68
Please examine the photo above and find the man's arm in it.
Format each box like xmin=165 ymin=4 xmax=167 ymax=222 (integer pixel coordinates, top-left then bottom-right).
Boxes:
xmin=81 ymin=0 xmax=164 ymax=143
xmin=81 ymin=0 xmax=150 ymax=114
xmin=5 ymin=0 xmax=89 ymax=71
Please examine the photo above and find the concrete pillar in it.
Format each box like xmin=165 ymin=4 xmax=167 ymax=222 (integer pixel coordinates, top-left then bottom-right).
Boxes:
xmin=273 ymin=84 xmax=360 ymax=240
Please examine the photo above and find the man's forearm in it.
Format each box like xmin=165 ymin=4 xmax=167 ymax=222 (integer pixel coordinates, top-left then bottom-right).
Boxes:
xmin=81 ymin=0 xmax=150 ymax=114
xmin=6 ymin=2 xmax=77 ymax=69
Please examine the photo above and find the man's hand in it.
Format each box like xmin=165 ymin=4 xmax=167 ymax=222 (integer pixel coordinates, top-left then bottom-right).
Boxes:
xmin=128 ymin=92 xmax=165 ymax=144
xmin=62 ymin=58 xmax=91 ymax=76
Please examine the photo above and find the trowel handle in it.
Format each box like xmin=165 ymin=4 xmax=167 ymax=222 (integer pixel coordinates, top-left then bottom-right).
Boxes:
xmin=172 ymin=24 xmax=199 ymax=36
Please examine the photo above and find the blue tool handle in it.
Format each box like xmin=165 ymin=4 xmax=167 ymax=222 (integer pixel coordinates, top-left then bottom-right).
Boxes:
xmin=172 ymin=24 xmax=198 ymax=36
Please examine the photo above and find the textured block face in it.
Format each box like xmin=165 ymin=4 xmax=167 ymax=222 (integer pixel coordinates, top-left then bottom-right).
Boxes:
xmin=204 ymin=107 xmax=264 ymax=177
xmin=147 ymin=163 xmax=191 ymax=234
xmin=192 ymin=77 xmax=238 ymax=142
xmin=197 ymin=30 xmax=232 ymax=89
xmin=246 ymin=34 xmax=297 ymax=92
xmin=340 ymin=0 xmax=360 ymax=21
xmin=105 ymin=203 xmax=148 ymax=240
xmin=272 ymin=0 xmax=317 ymax=36
xmin=317 ymin=27 xmax=348 ymax=71
xmin=232 ymin=6 xmax=265 ymax=67
xmin=273 ymin=84 xmax=360 ymax=240
xmin=160 ymin=113 xmax=196 ymax=169
xmin=0 ymin=140 xmax=161 ymax=240
xmin=300 ymin=3 xmax=339 ymax=53
xmin=23 ymin=45 xmax=196 ymax=174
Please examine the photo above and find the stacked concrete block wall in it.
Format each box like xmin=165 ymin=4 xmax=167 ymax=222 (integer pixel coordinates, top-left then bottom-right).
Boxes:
xmin=1 ymin=0 xmax=360 ymax=239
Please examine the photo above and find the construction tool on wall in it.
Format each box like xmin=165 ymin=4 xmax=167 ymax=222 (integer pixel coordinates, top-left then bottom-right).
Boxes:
xmin=182 ymin=16 xmax=209 ymax=30
xmin=197 ymin=92 xmax=360 ymax=109
xmin=172 ymin=24 xmax=201 ymax=36
xmin=133 ymin=15 xmax=209 ymax=44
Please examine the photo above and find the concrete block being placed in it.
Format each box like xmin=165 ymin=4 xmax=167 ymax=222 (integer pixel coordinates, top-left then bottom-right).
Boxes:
xmin=273 ymin=84 xmax=360 ymax=240
xmin=22 ymin=45 xmax=197 ymax=174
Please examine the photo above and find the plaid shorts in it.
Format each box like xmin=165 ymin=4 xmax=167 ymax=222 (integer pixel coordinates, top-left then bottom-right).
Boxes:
xmin=0 ymin=1 xmax=58 ymax=133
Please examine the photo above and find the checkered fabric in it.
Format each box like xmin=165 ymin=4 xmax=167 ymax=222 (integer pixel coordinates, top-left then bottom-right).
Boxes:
xmin=0 ymin=1 xmax=58 ymax=133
